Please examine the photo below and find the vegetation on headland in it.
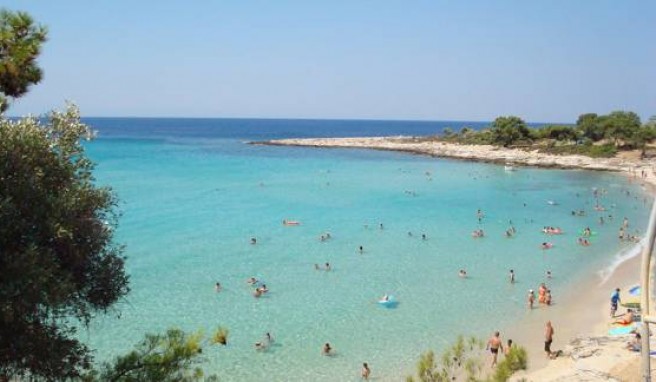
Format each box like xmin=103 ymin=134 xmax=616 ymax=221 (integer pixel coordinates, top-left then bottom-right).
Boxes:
xmin=406 ymin=336 xmax=528 ymax=382
xmin=437 ymin=112 xmax=656 ymax=158
xmin=0 ymin=9 xmax=223 ymax=381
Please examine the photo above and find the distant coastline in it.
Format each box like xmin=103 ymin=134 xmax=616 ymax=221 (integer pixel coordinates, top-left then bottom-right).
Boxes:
xmin=255 ymin=136 xmax=656 ymax=186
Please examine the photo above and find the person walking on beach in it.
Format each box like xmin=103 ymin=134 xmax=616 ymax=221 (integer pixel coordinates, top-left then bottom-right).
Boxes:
xmin=504 ymin=339 xmax=513 ymax=356
xmin=486 ymin=331 xmax=503 ymax=367
xmin=610 ymin=288 xmax=621 ymax=317
xmin=361 ymin=362 xmax=371 ymax=380
xmin=545 ymin=321 xmax=554 ymax=359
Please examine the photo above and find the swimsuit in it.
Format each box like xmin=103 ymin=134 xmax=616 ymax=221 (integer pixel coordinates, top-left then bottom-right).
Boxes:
xmin=544 ymin=339 xmax=552 ymax=352
xmin=490 ymin=347 xmax=499 ymax=354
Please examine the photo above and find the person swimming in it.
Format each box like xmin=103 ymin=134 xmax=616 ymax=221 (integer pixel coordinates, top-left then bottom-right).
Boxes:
xmin=215 ymin=282 xmax=221 ymax=292
xmin=458 ymin=269 xmax=467 ymax=278
xmin=325 ymin=262 xmax=331 ymax=271
xmin=322 ymin=343 xmax=332 ymax=355
xmin=250 ymin=237 xmax=257 ymax=245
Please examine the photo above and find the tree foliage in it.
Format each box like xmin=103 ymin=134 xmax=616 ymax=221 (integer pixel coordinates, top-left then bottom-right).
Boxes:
xmin=406 ymin=336 xmax=485 ymax=382
xmin=0 ymin=9 xmax=47 ymax=113
xmin=489 ymin=116 xmax=531 ymax=147
xmin=576 ymin=113 xmax=602 ymax=141
xmin=406 ymin=336 xmax=527 ymax=382
xmin=87 ymin=329 xmax=221 ymax=382
xmin=0 ymin=105 xmax=129 ymax=380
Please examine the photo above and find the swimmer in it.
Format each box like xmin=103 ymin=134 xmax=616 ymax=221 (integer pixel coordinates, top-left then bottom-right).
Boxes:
xmin=538 ymin=283 xmax=547 ymax=304
xmin=361 ymin=362 xmax=371 ymax=380
xmin=458 ymin=269 xmax=467 ymax=278
xmin=325 ymin=262 xmax=331 ymax=271
xmin=422 ymin=234 xmax=427 ymax=240
xmin=509 ymin=270 xmax=515 ymax=284
xmin=545 ymin=289 xmax=552 ymax=305
xmin=541 ymin=242 xmax=552 ymax=250
xmin=381 ymin=294 xmax=389 ymax=302
xmin=314 ymin=263 xmax=320 ymax=270
xmin=322 ymin=343 xmax=332 ymax=356
xmin=408 ymin=231 xmax=413 ymax=237
xmin=266 ymin=332 xmax=273 ymax=344
xmin=546 ymin=270 xmax=552 ymax=279
xmin=247 ymin=277 xmax=258 ymax=285
xmin=250 ymin=237 xmax=257 ymax=245
xmin=359 ymin=245 xmax=364 ymax=253
xmin=379 ymin=223 xmax=384 ymax=230
xmin=215 ymin=282 xmax=222 ymax=292
xmin=255 ymin=341 xmax=266 ymax=351
xmin=253 ymin=289 xmax=262 ymax=298
xmin=257 ymin=284 xmax=268 ymax=293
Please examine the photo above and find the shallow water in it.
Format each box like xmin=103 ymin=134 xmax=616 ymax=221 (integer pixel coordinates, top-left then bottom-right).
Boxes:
xmin=83 ymin=119 xmax=652 ymax=381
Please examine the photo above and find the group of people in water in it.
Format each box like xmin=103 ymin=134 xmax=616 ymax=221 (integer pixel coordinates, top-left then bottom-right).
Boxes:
xmin=527 ymin=282 xmax=553 ymax=309
xmin=213 ymin=182 xmax=646 ymax=378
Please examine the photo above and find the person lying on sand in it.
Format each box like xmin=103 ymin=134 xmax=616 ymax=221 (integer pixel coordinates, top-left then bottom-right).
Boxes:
xmin=614 ymin=309 xmax=635 ymax=325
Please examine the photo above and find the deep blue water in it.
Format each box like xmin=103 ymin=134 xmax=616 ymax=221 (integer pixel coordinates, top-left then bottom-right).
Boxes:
xmin=84 ymin=117 xmax=490 ymax=141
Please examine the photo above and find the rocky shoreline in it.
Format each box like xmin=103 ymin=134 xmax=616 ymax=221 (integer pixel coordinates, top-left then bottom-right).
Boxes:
xmin=256 ymin=137 xmax=656 ymax=186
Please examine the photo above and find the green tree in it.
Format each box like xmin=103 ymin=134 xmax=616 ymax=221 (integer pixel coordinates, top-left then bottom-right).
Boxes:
xmin=576 ymin=113 xmax=602 ymax=141
xmin=534 ymin=125 xmax=579 ymax=141
xmin=0 ymin=9 xmax=48 ymax=113
xmin=0 ymin=106 xmax=130 ymax=380
xmin=88 ymin=328 xmax=223 ymax=382
xmin=490 ymin=116 xmax=531 ymax=147
xmin=600 ymin=111 xmax=641 ymax=146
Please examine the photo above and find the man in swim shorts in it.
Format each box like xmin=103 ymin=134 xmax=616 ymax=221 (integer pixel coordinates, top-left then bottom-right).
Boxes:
xmin=486 ymin=331 xmax=503 ymax=367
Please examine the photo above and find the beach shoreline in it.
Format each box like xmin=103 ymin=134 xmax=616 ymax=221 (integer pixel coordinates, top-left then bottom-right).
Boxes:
xmin=259 ymin=136 xmax=654 ymax=381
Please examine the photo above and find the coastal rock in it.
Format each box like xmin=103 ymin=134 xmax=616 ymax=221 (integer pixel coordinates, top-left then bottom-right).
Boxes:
xmin=257 ymin=137 xmax=656 ymax=188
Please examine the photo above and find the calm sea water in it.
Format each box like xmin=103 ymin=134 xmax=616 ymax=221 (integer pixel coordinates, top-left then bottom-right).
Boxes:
xmin=83 ymin=118 xmax=651 ymax=381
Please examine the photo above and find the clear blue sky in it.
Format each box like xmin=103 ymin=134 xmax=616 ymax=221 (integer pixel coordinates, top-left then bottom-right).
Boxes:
xmin=4 ymin=1 xmax=655 ymax=122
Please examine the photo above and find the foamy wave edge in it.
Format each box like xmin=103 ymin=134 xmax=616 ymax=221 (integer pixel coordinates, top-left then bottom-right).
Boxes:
xmin=598 ymin=239 xmax=646 ymax=285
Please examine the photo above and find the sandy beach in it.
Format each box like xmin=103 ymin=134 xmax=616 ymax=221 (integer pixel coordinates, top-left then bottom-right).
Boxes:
xmin=261 ymin=136 xmax=655 ymax=381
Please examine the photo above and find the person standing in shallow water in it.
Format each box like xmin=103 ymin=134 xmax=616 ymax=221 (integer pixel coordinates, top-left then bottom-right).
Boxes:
xmin=322 ymin=343 xmax=332 ymax=356
xmin=361 ymin=362 xmax=370 ymax=380
xmin=509 ymin=269 xmax=515 ymax=284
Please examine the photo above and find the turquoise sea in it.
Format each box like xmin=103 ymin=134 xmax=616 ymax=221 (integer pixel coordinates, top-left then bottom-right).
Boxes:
xmin=83 ymin=118 xmax=651 ymax=381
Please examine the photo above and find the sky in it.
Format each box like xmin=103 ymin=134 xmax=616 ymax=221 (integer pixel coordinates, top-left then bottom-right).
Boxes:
xmin=3 ymin=1 xmax=655 ymax=122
